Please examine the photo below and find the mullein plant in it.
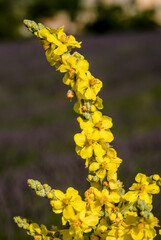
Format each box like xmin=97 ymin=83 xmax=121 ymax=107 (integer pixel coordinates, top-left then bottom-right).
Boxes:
xmin=14 ymin=20 xmax=161 ymax=240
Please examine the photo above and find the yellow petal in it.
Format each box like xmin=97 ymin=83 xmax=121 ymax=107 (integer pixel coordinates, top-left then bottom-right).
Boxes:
xmin=131 ymin=226 xmax=144 ymax=240
xmin=54 ymin=209 xmax=62 ymax=214
xmin=76 ymin=79 xmax=89 ymax=94
xmin=109 ymin=192 xmax=120 ymax=203
xmin=139 ymin=192 xmax=152 ymax=204
xmin=89 ymin=162 xmax=100 ymax=171
xmin=29 ymin=223 xmax=41 ymax=234
xmin=102 ymin=116 xmax=113 ymax=129
xmin=40 ymin=224 xmax=48 ymax=236
xmin=38 ymin=28 xmax=49 ymax=38
xmin=66 ymin=187 xmax=78 ymax=197
xmin=54 ymin=190 xmax=65 ymax=200
xmin=74 ymin=133 xmax=86 ymax=147
xmin=54 ymin=44 xmax=67 ymax=55
xmin=80 ymin=121 xmax=93 ymax=132
xmin=61 ymin=229 xmax=72 ymax=240
xmin=84 ymin=215 xmax=99 ymax=227
xmin=106 ymin=148 xmax=117 ymax=158
xmin=77 ymin=60 xmax=89 ymax=72
xmin=89 ymin=129 xmax=100 ymax=141
xmin=75 ymin=145 xmax=81 ymax=156
xmin=84 ymin=87 xmax=96 ymax=100
xmin=135 ymin=173 xmax=147 ymax=183
xmin=95 ymin=96 xmax=103 ymax=109
xmin=47 ymin=34 xmax=60 ymax=45
xmin=67 ymin=56 xmax=76 ymax=68
xmin=93 ymin=143 xmax=105 ymax=157
xmin=124 ymin=191 xmax=138 ymax=202
xmin=99 ymin=129 xmax=114 ymax=142
xmin=72 ymin=201 xmax=86 ymax=212
xmin=63 ymin=205 xmax=75 ymax=220
xmin=58 ymin=64 xmax=69 ymax=73
xmin=80 ymin=145 xmax=93 ymax=159
xmin=92 ymin=111 xmax=102 ymax=124
xmin=147 ymin=184 xmax=160 ymax=194
xmin=50 ymin=200 xmax=63 ymax=210
xmin=63 ymin=73 xmax=71 ymax=85
xmin=96 ymin=169 xmax=106 ymax=179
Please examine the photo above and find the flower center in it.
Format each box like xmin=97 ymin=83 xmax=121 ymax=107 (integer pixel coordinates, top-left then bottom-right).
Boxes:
xmin=87 ymin=139 xmax=95 ymax=145
xmin=34 ymin=235 xmax=42 ymax=240
xmin=89 ymin=78 xmax=98 ymax=86
xmin=63 ymin=197 xmax=72 ymax=205
xmin=82 ymin=105 xmax=87 ymax=112
xmin=95 ymin=120 xmax=103 ymax=130
xmin=101 ymin=161 xmax=108 ymax=169
xmin=100 ymin=196 xmax=107 ymax=205
xmin=69 ymin=68 xmax=76 ymax=78
xmin=139 ymin=184 xmax=146 ymax=192
xmin=73 ymin=219 xmax=83 ymax=229
xmin=138 ymin=222 xmax=144 ymax=231
xmin=61 ymin=34 xmax=69 ymax=43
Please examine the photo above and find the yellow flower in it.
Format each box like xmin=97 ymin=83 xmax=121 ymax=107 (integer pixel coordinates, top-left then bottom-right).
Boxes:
xmin=124 ymin=173 xmax=160 ymax=204
xmin=45 ymin=47 xmax=62 ymax=66
xmin=76 ymin=71 xmax=102 ymax=100
xmin=89 ymin=157 xmax=117 ymax=179
xmin=38 ymin=26 xmax=81 ymax=55
xmin=74 ymin=131 xmax=106 ymax=159
xmin=58 ymin=54 xmax=89 ymax=89
xmin=49 ymin=187 xmax=86 ymax=224
xmin=60 ymin=229 xmax=72 ymax=240
xmin=93 ymin=188 xmax=120 ymax=210
xmin=73 ymin=96 xmax=103 ymax=116
xmin=58 ymin=53 xmax=89 ymax=73
xmin=84 ymin=187 xmax=102 ymax=214
xmin=29 ymin=223 xmax=50 ymax=240
xmin=124 ymin=214 xmax=158 ymax=240
xmin=69 ymin=210 xmax=99 ymax=240
xmin=95 ymin=96 xmax=103 ymax=110
xmin=94 ymin=219 xmax=108 ymax=239
xmin=78 ymin=111 xmax=114 ymax=143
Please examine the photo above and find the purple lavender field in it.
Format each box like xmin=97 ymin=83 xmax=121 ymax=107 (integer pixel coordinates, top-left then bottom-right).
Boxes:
xmin=0 ymin=31 xmax=161 ymax=239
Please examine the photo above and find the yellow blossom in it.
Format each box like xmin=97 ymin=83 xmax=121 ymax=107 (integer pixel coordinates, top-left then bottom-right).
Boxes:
xmin=89 ymin=157 xmax=117 ymax=179
xmin=57 ymin=54 xmax=89 ymax=89
xmin=49 ymin=187 xmax=86 ymax=224
xmin=69 ymin=210 xmax=99 ymax=240
xmin=74 ymin=130 xmax=106 ymax=159
xmin=29 ymin=223 xmax=50 ymax=240
xmin=38 ymin=26 xmax=81 ymax=55
xmin=124 ymin=173 xmax=160 ymax=204
xmin=93 ymin=188 xmax=119 ymax=211
xmin=76 ymin=71 xmax=102 ymax=100
xmin=124 ymin=214 xmax=158 ymax=240
xmin=78 ymin=111 xmax=114 ymax=143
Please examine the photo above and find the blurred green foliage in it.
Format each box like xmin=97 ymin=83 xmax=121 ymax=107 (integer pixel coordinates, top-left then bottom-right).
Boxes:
xmin=0 ymin=0 xmax=20 ymax=39
xmin=0 ymin=0 xmax=159 ymax=40
xmin=27 ymin=0 xmax=81 ymax=21
xmin=85 ymin=3 xmax=158 ymax=33
xmin=0 ymin=0 xmax=81 ymax=40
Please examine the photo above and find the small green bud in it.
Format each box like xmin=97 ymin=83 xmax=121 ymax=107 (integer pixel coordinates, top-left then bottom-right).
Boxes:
xmin=14 ymin=216 xmax=30 ymax=231
xmin=118 ymin=188 xmax=125 ymax=196
xmin=23 ymin=19 xmax=44 ymax=37
xmin=27 ymin=179 xmax=51 ymax=198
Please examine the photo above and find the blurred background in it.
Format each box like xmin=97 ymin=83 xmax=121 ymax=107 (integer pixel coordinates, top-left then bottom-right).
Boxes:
xmin=0 ymin=0 xmax=161 ymax=239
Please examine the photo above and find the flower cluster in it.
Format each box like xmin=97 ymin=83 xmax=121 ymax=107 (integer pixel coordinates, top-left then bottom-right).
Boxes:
xmin=14 ymin=20 xmax=161 ymax=240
